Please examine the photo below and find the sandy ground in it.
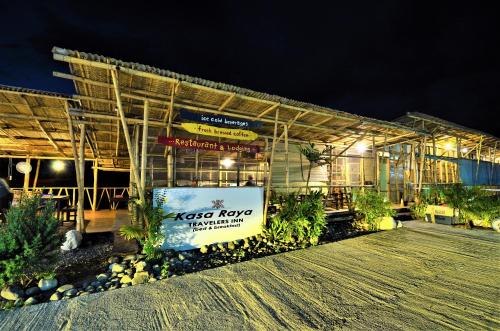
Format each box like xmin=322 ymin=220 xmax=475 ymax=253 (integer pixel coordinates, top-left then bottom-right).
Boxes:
xmin=1 ymin=221 xmax=499 ymax=331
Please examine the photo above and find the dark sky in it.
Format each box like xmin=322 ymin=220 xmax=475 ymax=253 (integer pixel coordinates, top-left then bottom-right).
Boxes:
xmin=1 ymin=1 xmax=499 ymax=136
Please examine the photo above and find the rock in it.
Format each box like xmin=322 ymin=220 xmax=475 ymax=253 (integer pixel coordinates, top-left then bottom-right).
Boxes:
xmin=107 ymin=256 xmax=121 ymax=264
xmin=135 ymin=261 xmax=148 ymax=272
xmin=111 ymin=272 xmax=118 ymax=278
xmin=50 ymin=292 xmax=62 ymax=301
xmin=131 ymin=271 xmax=149 ymax=285
xmin=227 ymin=242 xmax=235 ymax=250
xmin=378 ymin=216 xmax=397 ymax=230
xmin=125 ymin=268 xmax=134 ymax=275
xmin=60 ymin=230 xmax=83 ymax=251
xmin=14 ymin=298 xmax=24 ymax=307
xmin=1 ymin=287 xmax=24 ymax=301
xmin=200 ymin=245 xmax=209 ymax=254
xmin=24 ymin=297 xmax=37 ymax=306
xmin=111 ymin=263 xmax=125 ymax=273
xmin=178 ymin=253 xmax=185 ymax=261
xmin=57 ymin=284 xmax=75 ymax=293
xmin=90 ymin=281 xmax=101 ymax=287
xmin=492 ymin=219 xmax=500 ymax=232
xmin=136 ymin=254 xmax=146 ymax=260
xmin=79 ymin=292 xmax=89 ymax=296
xmin=217 ymin=243 xmax=226 ymax=251
xmin=117 ymin=273 xmax=125 ymax=278
xmin=85 ymin=286 xmax=95 ymax=293
xmin=148 ymin=277 xmax=157 ymax=283
xmin=152 ymin=265 xmax=161 ymax=275
xmin=96 ymin=273 xmax=108 ymax=282
xmin=120 ymin=275 xmax=133 ymax=284
xmin=123 ymin=254 xmax=137 ymax=262
xmin=182 ymin=259 xmax=191 ymax=265
xmin=211 ymin=245 xmax=218 ymax=252
xmin=38 ymin=278 xmax=58 ymax=292
xmin=164 ymin=249 xmax=176 ymax=258
xmin=64 ymin=288 xmax=78 ymax=297
xmin=81 ymin=281 xmax=90 ymax=289
xmin=25 ymin=287 xmax=40 ymax=297
xmin=397 ymin=220 xmax=403 ymax=228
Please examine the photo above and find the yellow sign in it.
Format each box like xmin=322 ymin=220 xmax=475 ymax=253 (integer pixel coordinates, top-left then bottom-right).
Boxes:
xmin=181 ymin=123 xmax=258 ymax=141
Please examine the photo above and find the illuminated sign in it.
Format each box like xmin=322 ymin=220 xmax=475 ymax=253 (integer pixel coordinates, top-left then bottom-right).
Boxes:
xmin=153 ymin=187 xmax=264 ymax=250
xmin=158 ymin=136 xmax=260 ymax=153
xmin=180 ymin=110 xmax=262 ymax=128
xmin=181 ymin=123 xmax=258 ymax=141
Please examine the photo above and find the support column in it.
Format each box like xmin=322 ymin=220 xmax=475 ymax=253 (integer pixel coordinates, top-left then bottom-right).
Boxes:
xmin=78 ymin=124 xmax=86 ymax=232
xmin=92 ymin=159 xmax=98 ymax=211
xmin=263 ymin=109 xmax=280 ymax=224
xmin=23 ymin=158 xmax=31 ymax=192
xmin=418 ymin=137 xmax=427 ymax=196
xmin=457 ymin=137 xmax=462 ymax=183
xmin=432 ymin=135 xmax=437 ymax=184
xmin=33 ymin=159 xmax=41 ymax=189
xmin=372 ymin=136 xmax=377 ymax=190
xmin=284 ymin=125 xmax=289 ymax=192
xmin=66 ymin=102 xmax=84 ymax=232
xmin=141 ymin=100 xmax=149 ymax=194
xmin=111 ymin=69 xmax=145 ymax=203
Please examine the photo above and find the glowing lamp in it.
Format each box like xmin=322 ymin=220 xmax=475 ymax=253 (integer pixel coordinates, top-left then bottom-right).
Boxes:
xmin=355 ymin=143 xmax=367 ymax=153
xmin=51 ymin=160 xmax=66 ymax=172
xmin=220 ymin=158 xmax=235 ymax=168
xmin=461 ymin=147 xmax=468 ymax=153
xmin=444 ymin=143 xmax=454 ymax=151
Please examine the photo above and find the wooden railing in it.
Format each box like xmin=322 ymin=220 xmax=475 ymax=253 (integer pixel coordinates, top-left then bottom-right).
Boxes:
xmin=11 ymin=187 xmax=131 ymax=211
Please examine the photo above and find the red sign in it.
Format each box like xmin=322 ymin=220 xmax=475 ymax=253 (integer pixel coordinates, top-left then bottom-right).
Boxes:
xmin=158 ymin=136 xmax=260 ymax=153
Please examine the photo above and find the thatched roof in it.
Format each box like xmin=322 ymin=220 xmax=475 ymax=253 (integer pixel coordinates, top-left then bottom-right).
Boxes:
xmin=394 ymin=112 xmax=499 ymax=152
xmin=48 ymin=46 xmax=431 ymax=169
xmin=0 ymin=84 xmax=94 ymax=159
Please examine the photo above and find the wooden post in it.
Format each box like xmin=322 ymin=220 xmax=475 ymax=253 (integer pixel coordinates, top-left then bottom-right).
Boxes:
xmin=411 ymin=143 xmax=417 ymax=200
xmin=33 ymin=159 xmax=41 ymax=189
xmin=92 ymin=159 xmax=98 ymax=211
xmin=111 ymin=69 xmax=145 ymax=203
xmin=475 ymin=136 xmax=482 ymax=185
xmin=456 ymin=137 xmax=461 ymax=183
xmin=284 ymin=125 xmax=289 ymax=192
xmin=418 ymin=137 xmax=427 ymax=196
xmin=372 ymin=136 xmax=377 ymax=190
xmin=65 ymin=102 xmax=83 ymax=230
xmin=141 ymin=100 xmax=149 ymax=194
xmin=23 ymin=158 xmax=31 ymax=192
xmin=263 ymin=109 xmax=280 ymax=224
xmin=329 ymin=145 xmax=333 ymax=195
xmin=490 ymin=142 xmax=497 ymax=185
xmin=78 ymin=124 xmax=86 ymax=232
xmin=432 ymin=135 xmax=437 ymax=184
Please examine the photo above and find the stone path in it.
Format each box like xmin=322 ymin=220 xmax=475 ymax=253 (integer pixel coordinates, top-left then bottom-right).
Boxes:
xmin=1 ymin=221 xmax=499 ymax=330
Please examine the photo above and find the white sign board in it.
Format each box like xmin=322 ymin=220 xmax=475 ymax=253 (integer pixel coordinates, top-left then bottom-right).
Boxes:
xmin=153 ymin=187 xmax=264 ymax=251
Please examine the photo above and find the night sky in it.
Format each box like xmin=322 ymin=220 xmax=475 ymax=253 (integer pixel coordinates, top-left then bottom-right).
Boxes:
xmin=1 ymin=1 xmax=499 ymax=136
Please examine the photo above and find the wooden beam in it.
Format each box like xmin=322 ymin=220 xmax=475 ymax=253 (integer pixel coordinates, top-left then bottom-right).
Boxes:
xmin=33 ymin=159 xmax=41 ymax=189
xmin=111 ymin=69 xmax=145 ymax=203
xmin=257 ymin=103 xmax=279 ymax=118
xmin=78 ymin=123 xmax=86 ymax=232
xmin=92 ymin=159 xmax=98 ymax=211
xmin=141 ymin=100 xmax=149 ymax=195
xmin=23 ymin=158 xmax=30 ymax=192
xmin=215 ymin=93 xmax=236 ymax=114
xmin=263 ymin=109 xmax=280 ymax=224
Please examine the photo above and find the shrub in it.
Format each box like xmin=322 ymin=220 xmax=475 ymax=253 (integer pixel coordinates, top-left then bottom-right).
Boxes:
xmin=353 ymin=190 xmax=395 ymax=231
xmin=265 ymin=191 xmax=326 ymax=245
xmin=120 ymin=198 xmax=174 ymax=261
xmin=0 ymin=194 xmax=61 ymax=287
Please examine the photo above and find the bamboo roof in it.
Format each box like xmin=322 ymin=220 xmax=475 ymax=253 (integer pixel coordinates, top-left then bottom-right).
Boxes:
xmin=0 ymin=84 xmax=96 ymax=160
xmin=48 ymin=47 xmax=431 ymax=169
xmin=394 ymin=112 xmax=499 ymax=156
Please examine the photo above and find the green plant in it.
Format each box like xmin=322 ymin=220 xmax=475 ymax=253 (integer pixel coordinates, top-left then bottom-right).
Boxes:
xmin=298 ymin=143 xmax=328 ymax=192
xmin=0 ymin=194 xmax=61 ymax=287
xmin=461 ymin=191 xmax=500 ymax=226
xmin=160 ymin=262 xmax=170 ymax=278
xmin=354 ymin=190 xmax=395 ymax=231
xmin=120 ymin=198 xmax=175 ymax=261
xmin=265 ymin=191 xmax=326 ymax=245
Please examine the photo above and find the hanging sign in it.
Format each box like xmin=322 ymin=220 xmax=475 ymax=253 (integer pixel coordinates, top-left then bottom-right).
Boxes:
xmin=158 ymin=136 xmax=260 ymax=153
xmin=181 ymin=123 xmax=258 ymax=141
xmin=180 ymin=110 xmax=262 ymax=128
xmin=154 ymin=187 xmax=264 ymax=251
